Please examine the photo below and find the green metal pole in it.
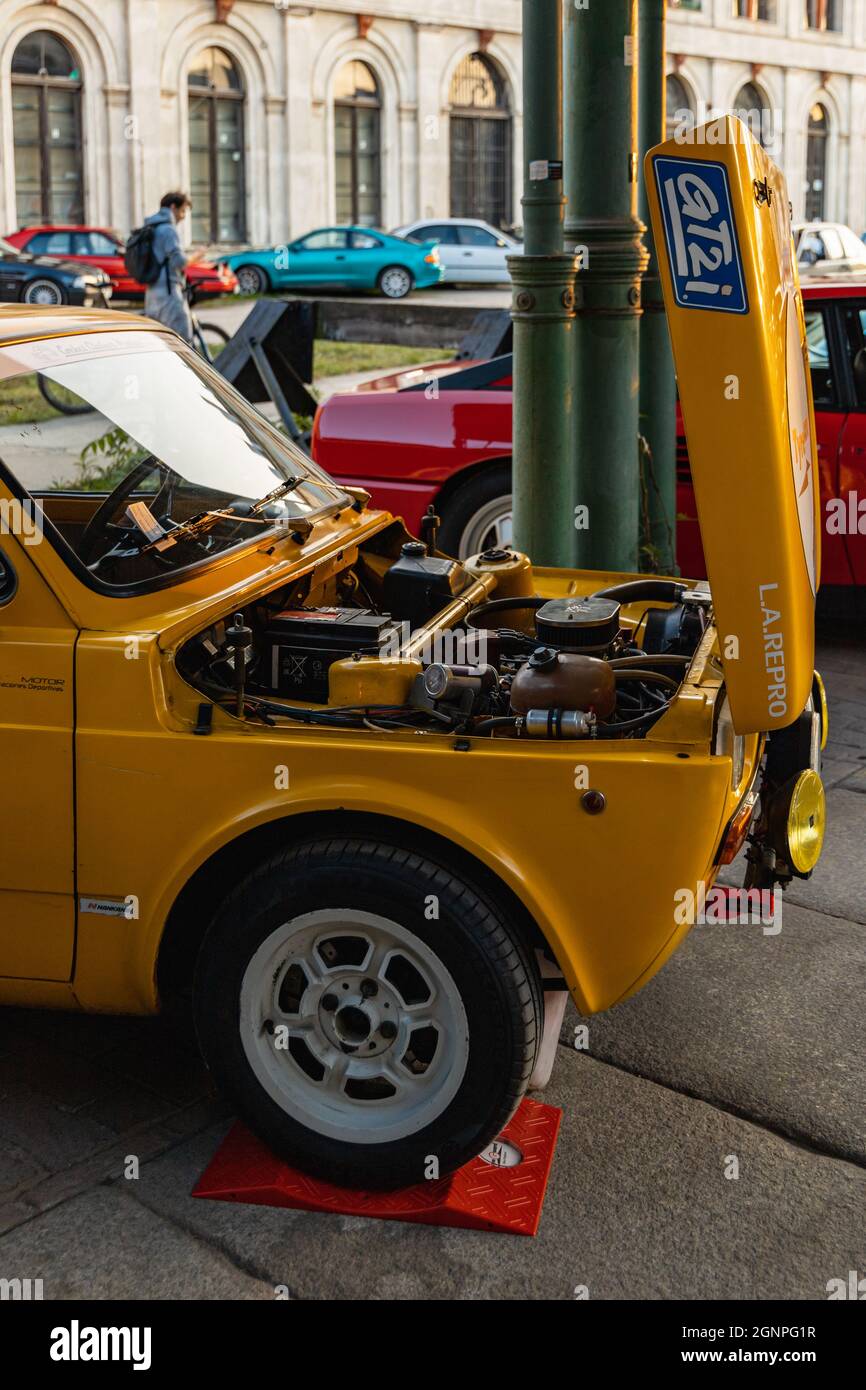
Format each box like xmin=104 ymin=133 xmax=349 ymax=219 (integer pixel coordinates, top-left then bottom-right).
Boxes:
xmin=510 ymin=0 xmax=579 ymax=568
xmin=638 ymin=0 xmax=678 ymax=574
xmin=564 ymin=0 xmax=648 ymax=573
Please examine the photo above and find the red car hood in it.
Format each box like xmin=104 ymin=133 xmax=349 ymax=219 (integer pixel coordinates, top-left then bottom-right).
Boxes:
xmin=353 ymin=359 xmax=483 ymax=393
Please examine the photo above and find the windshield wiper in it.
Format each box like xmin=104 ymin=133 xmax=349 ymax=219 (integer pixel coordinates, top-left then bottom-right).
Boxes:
xmin=141 ymin=476 xmax=314 ymax=553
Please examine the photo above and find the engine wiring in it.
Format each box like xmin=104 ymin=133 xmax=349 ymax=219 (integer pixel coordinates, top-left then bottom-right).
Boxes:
xmin=181 ymin=563 xmax=706 ymax=743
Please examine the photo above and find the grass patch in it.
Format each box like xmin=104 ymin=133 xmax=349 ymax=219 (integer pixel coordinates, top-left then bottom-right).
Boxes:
xmin=0 ymin=375 xmax=57 ymax=425
xmin=313 ymin=340 xmax=443 ymax=379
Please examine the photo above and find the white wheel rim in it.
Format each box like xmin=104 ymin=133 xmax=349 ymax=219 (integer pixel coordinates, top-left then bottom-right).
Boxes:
xmin=238 ymin=909 xmax=470 ymax=1143
xmin=458 ymin=495 xmax=513 ymax=559
xmin=27 ymin=280 xmax=62 ymax=306
xmin=382 ymin=268 xmax=410 ymax=297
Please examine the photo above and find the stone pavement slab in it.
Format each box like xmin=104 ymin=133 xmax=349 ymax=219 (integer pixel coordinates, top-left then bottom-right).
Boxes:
xmin=0 ymin=1185 xmax=272 ymax=1300
xmin=89 ymin=1049 xmax=866 ymax=1301
xmin=560 ymin=901 xmax=866 ymax=1165
xmin=778 ymin=788 xmax=866 ymax=924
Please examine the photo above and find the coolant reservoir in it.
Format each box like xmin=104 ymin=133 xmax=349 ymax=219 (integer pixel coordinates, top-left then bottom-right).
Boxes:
xmin=510 ymin=647 xmax=616 ymax=719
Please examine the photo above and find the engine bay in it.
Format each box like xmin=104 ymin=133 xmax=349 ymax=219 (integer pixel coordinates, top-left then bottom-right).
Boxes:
xmin=176 ymin=527 xmax=714 ymax=741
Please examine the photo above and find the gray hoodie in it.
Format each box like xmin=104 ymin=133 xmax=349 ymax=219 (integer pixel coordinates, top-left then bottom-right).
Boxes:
xmin=142 ymin=206 xmax=193 ymax=342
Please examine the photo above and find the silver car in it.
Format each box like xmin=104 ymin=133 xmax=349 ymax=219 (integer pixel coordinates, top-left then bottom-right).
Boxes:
xmin=391 ymin=218 xmax=521 ymax=284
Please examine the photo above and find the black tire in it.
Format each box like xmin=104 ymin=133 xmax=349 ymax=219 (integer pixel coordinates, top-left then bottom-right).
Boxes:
xmin=235 ymin=264 xmax=270 ymax=296
xmin=36 ymin=373 xmax=95 ymax=416
xmin=22 ymin=277 xmax=67 ymax=307
xmin=193 ymin=837 xmax=542 ymax=1190
xmin=377 ymin=265 xmax=414 ymax=299
xmin=437 ymin=461 xmax=513 ymax=559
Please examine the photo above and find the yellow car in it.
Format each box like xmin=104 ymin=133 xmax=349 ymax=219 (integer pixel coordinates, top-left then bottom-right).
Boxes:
xmin=0 ymin=123 xmax=826 ymax=1189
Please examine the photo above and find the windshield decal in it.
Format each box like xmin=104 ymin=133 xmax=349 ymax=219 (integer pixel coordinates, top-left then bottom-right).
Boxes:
xmin=0 ymin=330 xmax=167 ymax=380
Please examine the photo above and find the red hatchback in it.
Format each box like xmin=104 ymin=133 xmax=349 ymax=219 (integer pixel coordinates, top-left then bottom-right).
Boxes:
xmin=313 ymin=277 xmax=866 ymax=588
xmin=5 ymin=226 xmax=238 ymax=300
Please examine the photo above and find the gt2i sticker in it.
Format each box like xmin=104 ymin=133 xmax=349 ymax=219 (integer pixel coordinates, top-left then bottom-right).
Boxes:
xmin=653 ymin=156 xmax=748 ymax=315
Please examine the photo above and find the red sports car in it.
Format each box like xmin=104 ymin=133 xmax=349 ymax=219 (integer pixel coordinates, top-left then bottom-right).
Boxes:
xmin=4 ymin=225 xmax=238 ymax=300
xmin=313 ymin=278 xmax=866 ymax=587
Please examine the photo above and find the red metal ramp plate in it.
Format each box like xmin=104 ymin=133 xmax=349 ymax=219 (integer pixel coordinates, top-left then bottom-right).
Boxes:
xmin=192 ymin=1097 xmax=561 ymax=1237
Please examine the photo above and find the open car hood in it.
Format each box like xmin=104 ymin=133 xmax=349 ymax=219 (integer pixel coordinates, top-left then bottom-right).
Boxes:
xmin=646 ymin=116 xmax=820 ymax=736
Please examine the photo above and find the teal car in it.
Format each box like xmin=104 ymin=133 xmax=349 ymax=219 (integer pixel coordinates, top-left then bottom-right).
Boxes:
xmin=226 ymin=227 xmax=443 ymax=300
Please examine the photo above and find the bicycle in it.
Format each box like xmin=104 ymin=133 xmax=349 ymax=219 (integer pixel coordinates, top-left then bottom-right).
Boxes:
xmin=37 ymin=283 xmax=230 ymax=415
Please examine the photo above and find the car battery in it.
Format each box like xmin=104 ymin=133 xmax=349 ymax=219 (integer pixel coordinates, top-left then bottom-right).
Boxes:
xmin=260 ymin=608 xmax=395 ymax=703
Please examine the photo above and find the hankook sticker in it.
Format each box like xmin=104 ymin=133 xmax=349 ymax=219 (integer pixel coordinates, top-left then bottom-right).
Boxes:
xmin=79 ymin=897 xmax=130 ymax=919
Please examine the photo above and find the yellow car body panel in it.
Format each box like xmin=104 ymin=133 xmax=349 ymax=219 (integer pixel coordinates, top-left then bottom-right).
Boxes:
xmin=646 ymin=117 xmax=820 ymax=735
xmin=70 ymin=594 xmax=750 ymax=1020
xmin=0 ymin=498 xmax=754 ymax=1018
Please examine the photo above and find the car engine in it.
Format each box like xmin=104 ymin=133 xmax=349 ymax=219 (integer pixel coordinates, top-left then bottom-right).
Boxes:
xmin=177 ymin=530 xmax=712 ymax=742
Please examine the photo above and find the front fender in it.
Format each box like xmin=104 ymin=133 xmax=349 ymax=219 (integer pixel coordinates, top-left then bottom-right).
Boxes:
xmin=73 ymin=718 xmax=733 ymax=1017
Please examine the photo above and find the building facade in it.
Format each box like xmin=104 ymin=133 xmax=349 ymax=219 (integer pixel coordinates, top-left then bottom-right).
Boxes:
xmin=1 ymin=0 xmax=864 ymax=254
xmin=0 ymin=0 xmax=523 ymax=249
xmin=667 ymin=0 xmax=866 ymax=231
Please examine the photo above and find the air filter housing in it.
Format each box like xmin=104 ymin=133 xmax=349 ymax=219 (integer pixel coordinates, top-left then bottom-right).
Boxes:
xmin=534 ymin=596 xmax=621 ymax=654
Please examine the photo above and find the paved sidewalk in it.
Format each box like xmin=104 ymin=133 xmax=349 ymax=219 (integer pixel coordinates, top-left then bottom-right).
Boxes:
xmin=0 ymin=635 xmax=863 ymax=1299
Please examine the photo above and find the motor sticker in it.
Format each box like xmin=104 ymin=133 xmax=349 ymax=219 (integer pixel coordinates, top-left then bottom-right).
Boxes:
xmin=653 ymin=156 xmax=748 ymax=314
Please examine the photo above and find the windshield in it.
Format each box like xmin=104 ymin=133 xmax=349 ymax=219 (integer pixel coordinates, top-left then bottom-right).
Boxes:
xmin=0 ymin=329 xmax=350 ymax=591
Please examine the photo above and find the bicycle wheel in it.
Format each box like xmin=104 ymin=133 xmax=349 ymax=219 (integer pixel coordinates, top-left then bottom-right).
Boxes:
xmin=37 ymin=374 xmax=95 ymax=417
xmin=196 ymin=321 xmax=230 ymax=362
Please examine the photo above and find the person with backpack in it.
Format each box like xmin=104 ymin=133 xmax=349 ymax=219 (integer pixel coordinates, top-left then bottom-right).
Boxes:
xmin=125 ymin=192 xmax=194 ymax=343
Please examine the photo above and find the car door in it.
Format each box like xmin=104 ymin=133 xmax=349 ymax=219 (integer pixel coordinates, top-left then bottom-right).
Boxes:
xmin=0 ymin=528 xmax=76 ymax=979
xmin=409 ymin=224 xmax=462 ymax=279
xmin=457 ymin=225 xmax=510 ymax=282
xmin=24 ymin=231 xmax=73 ymax=260
xmin=0 ymin=252 xmax=30 ymax=303
xmin=801 ymin=299 xmax=850 ymax=585
xmin=71 ymin=230 xmax=125 ymax=286
xmin=350 ymin=230 xmax=386 ymax=289
xmin=834 ymin=301 xmax=866 ymax=585
xmin=285 ymin=230 xmax=349 ymax=287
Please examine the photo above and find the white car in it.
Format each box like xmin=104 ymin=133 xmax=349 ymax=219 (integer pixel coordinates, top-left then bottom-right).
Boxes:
xmin=793 ymin=221 xmax=866 ymax=276
xmin=391 ymin=218 xmax=522 ymax=284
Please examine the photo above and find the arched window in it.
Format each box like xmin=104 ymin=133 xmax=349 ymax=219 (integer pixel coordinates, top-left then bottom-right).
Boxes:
xmin=12 ymin=31 xmax=84 ymax=225
xmin=449 ymin=53 xmax=512 ymax=229
xmin=665 ymin=74 xmax=693 ymax=140
xmin=806 ymin=103 xmax=829 ymax=221
xmin=733 ymin=81 xmax=769 ymax=147
xmin=334 ymin=61 xmax=382 ymax=227
xmin=188 ymin=48 xmax=246 ymax=244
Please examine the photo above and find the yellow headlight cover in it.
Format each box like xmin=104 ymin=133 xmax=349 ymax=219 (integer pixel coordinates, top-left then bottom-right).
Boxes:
xmin=786 ymin=769 xmax=825 ymax=874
